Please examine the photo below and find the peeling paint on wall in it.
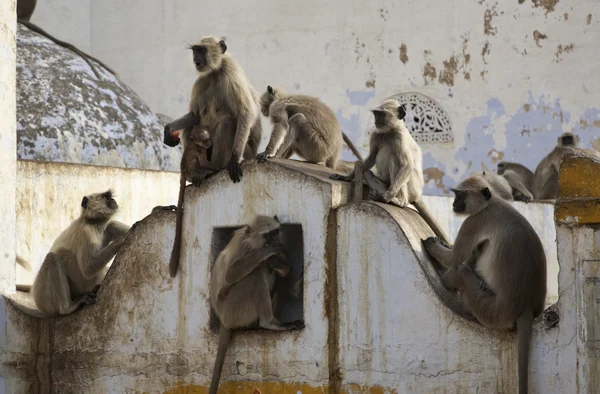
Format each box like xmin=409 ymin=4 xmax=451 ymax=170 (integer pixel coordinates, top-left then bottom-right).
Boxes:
xmin=399 ymin=43 xmax=408 ymax=64
xmin=533 ymin=30 xmax=548 ymax=47
xmin=532 ymin=0 xmax=560 ymax=16
xmin=555 ymin=43 xmax=575 ymax=62
xmin=484 ymin=7 xmax=498 ymax=36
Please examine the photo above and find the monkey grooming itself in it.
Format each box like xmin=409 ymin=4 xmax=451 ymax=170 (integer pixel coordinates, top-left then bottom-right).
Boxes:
xmin=256 ymin=86 xmax=363 ymax=167
xmin=163 ymin=36 xmax=263 ymax=184
xmin=208 ymin=215 xmax=304 ymax=394
xmin=169 ymin=126 xmax=219 ymax=278
xmin=330 ymin=98 xmax=449 ymax=245
xmin=532 ymin=132 xmax=579 ymax=200
xmin=497 ymin=161 xmax=534 ymax=202
xmin=422 ymin=174 xmax=546 ymax=394
xmin=18 ymin=190 xmax=130 ymax=317
xmin=478 ymin=170 xmax=514 ymax=201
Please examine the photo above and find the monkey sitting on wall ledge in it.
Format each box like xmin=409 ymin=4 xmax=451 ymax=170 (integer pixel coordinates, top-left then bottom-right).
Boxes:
xmin=422 ymin=174 xmax=546 ymax=394
xmin=14 ymin=190 xmax=131 ymax=317
xmin=208 ymin=215 xmax=304 ymax=394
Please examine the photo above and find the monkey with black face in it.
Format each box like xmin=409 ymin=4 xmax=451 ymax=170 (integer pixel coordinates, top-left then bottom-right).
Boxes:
xmin=208 ymin=215 xmax=304 ymax=394
xmin=14 ymin=190 xmax=130 ymax=317
xmin=163 ymin=36 xmax=262 ymax=184
xmin=169 ymin=126 xmax=220 ymax=278
xmin=532 ymin=132 xmax=579 ymax=200
xmin=422 ymin=174 xmax=546 ymax=394
xmin=330 ymin=98 xmax=449 ymax=244
xmin=497 ymin=161 xmax=534 ymax=202
xmin=256 ymin=86 xmax=362 ymax=167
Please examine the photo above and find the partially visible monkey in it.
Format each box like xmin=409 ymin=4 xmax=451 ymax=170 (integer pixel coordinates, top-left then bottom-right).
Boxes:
xmin=16 ymin=0 xmax=116 ymax=79
xmin=497 ymin=161 xmax=534 ymax=202
xmin=330 ymin=98 xmax=449 ymax=245
xmin=169 ymin=126 xmax=220 ymax=278
xmin=532 ymin=132 xmax=579 ymax=200
xmin=422 ymin=174 xmax=546 ymax=394
xmin=256 ymin=86 xmax=363 ymax=168
xmin=208 ymin=215 xmax=304 ymax=394
xmin=477 ymin=170 xmax=514 ymax=201
xmin=13 ymin=190 xmax=130 ymax=317
xmin=163 ymin=36 xmax=262 ymax=184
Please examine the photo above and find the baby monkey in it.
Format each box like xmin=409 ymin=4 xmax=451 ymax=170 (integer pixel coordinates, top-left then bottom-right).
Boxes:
xmin=208 ymin=215 xmax=304 ymax=394
xmin=169 ymin=126 xmax=219 ymax=278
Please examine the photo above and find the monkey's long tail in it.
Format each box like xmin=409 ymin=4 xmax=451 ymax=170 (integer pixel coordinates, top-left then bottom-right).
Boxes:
xmin=516 ymin=311 xmax=533 ymax=394
xmin=7 ymin=297 xmax=48 ymax=319
xmin=169 ymin=174 xmax=186 ymax=278
xmin=342 ymin=132 xmax=363 ymax=162
xmin=413 ymin=199 xmax=450 ymax=246
xmin=209 ymin=327 xmax=232 ymax=394
xmin=17 ymin=20 xmax=117 ymax=79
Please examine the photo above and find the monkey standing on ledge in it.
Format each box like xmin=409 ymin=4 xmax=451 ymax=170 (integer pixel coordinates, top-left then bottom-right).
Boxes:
xmin=163 ymin=36 xmax=262 ymax=184
xmin=330 ymin=98 xmax=449 ymax=245
xmin=13 ymin=190 xmax=130 ymax=317
xmin=256 ymin=85 xmax=363 ymax=167
xmin=422 ymin=174 xmax=546 ymax=394
xmin=208 ymin=215 xmax=304 ymax=394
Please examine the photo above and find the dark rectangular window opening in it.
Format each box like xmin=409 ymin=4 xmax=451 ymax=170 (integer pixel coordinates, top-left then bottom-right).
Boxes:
xmin=208 ymin=223 xmax=304 ymax=333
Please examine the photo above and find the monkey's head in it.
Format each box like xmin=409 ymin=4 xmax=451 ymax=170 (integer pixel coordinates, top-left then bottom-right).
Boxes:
xmin=81 ymin=189 xmax=119 ymax=222
xmin=188 ymin=126 xmax=212 ymax=149
xmin=372 ymin=99 xmax=405 ymax=129
xmin=260 ymin=86 xmax=286 ymax=117
xmin=189 ymin=36 xmax=227 ymax=74
xmin=558 ymin=132 xmax=579 ymax=148
xmin=243 ymin=215 xmax=285 ymax=249
xmin=450 ymin=175 xmax=493 ymax=215
xmin=497 ymin=162 xmax=506 ymax=175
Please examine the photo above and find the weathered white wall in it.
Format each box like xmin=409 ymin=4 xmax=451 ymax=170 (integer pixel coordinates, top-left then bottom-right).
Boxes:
xmin=30 ymin=0 xmax=91 ymax=54
xmin=422 ymin=195 xmax=559 ymax=306
xmin=15 ymin=160 xmax=180 ymax=286
xmin=0 ymin=0 xmax=17 ymax=294
xmin=34 ymin=0 xmax=600 ymax=194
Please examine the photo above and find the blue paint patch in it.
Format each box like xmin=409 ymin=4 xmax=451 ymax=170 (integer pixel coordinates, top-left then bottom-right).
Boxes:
xmin=336 ymin=109 xmax=363 ymax=161
xmin=422 ymin=152 xmax=454 ymax=194
xmin=345 ymin=89 xmax=376 ymax=106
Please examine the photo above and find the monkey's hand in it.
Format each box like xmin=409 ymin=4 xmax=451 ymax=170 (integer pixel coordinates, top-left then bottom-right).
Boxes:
xmin=163 ymin=125 xmax=181 ymax=147
xmin=423 ymin=236 xmax=451 ymax=249
xmin=330 ymin=173 xmax=353 ymax=182
xmin=227 ymin=153 xmax=243 ymax=183
xmin=442 ymin=266 xmax=465 ymax=291
xmin=287 ymin=320 xmax=305 ymax=330
xmin=256 ymin=151 xmax=271 ymax=163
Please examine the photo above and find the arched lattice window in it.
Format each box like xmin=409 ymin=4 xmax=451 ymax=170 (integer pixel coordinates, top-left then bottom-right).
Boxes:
xmin=388 ymin=92 xmax=453 ymax=143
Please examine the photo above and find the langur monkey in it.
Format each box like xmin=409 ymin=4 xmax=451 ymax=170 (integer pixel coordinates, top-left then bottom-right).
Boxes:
xmin=209 ymin=215 xmax=304 ymax=394
xmin=256 ymin=86 xmax=363 ymax=167
xmin=169 ymin=126 xmax=219 ymax=278
xmin=163 ymin=36 xmax=262 ymax=184
xmin=532 ymin=132 xmax=579 ymax=200
xmin=14 ymin=190 xmax=130 ymax=317
xmin=330 ymin=98 xmax=449 ymax=245
xmin=422 ymin=174 xmax=546 ymax=394
xmin=477 ymin=170 xmax=514 ymax=201
xmin=497 ymin=161 xmax=534 ymax=202
xmin=16 ymin=0 xmax=116 ymax=79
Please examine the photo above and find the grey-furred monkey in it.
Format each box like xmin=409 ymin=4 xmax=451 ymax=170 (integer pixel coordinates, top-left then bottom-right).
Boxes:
xmin=256 ymin=86 xmax=363 ymax=167
xmin=163 ymin=36 xmax=262 ymax=184
xmin=330 ymin=98 xmax=449 ymax=244
xmin=532 ymin=132 xmax=579 ymax=200
xmin=208 ymin=215 xmax=304 ymax=394
xmin=497 ymin=161 xmax=534 ymax=202
xmin=477 ymin=170 xmax=514 ymax=201
xmin=15 ymin=190 xmax=130 ymax=317
xmin=422 ymin=174 xmax=546 ymax=394
xmin=169 ymin=126 xmax=219 ymax=278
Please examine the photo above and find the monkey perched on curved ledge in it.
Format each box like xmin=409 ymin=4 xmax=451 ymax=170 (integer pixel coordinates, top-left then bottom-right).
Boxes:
xmin=13 ymin=190 xmax=130 ymax=317
xmin=163 ymin=36 xmax=262 ymax=184
xmin=532 ymin=132 xmax=579 ymax=201
xmin=208 ymin=215 xmax=304 ymax=394
xmin=422 ymin=174 xmax=546 ymax=394
xmin=257 ymin=85 xmax=363 ymax=167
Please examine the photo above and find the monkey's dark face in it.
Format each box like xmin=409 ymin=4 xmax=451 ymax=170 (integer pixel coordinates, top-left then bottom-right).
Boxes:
xmin=451 ymin=187 xmax=492 ymax=215
xmin=81 ymin=190 xmax=118 ymax=221
xmin=263 ymin=226 xmax=284 ymax=247
xmin=451 ymin=189 xmax=467 ymax=213
xmin=497 ymin=163 xmax=505 ymax=175
xmin=560 ymin=135 xmax=575 ymax=147
xmin=191 ymin=45 xmax=209 ymax=72
xmin=189 ymin=128 xmax=212 ymax=148
xmin=372 ymin=110 xmax=392 ymax=129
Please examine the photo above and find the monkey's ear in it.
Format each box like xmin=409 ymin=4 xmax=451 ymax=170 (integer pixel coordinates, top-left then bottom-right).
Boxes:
xmin=267 ymin=85 xmax=274 ymax=95
xmin=273 ymin=215 xmax=280 ymax=223
xmin=219 ymin=40 xmax=227 ymax=54
xmin=481 ymin=187 xmax=492 ymax=201
xmin=397 ymin=105 xmax=407 ymax=120
xmin=450 ymin=188 xmax=459 ymax=194
xmin=81 ymin=196 xmax=89 ymax=208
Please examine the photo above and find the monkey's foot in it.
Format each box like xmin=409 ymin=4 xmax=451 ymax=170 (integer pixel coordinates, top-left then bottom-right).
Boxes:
xmin=422 ymin=236 xmax=449 ymax=249
xmin=256 ymin=151 xmax=271 ymax=163
xmin=286 ymin=320 xmax=305 ymax=330
xmin=330 ymin=173 xmax=352 ymax=182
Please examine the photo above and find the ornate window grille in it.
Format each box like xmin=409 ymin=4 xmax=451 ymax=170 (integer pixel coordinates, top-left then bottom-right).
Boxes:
xmin=388 ymin=92 xmax=453 ymax=143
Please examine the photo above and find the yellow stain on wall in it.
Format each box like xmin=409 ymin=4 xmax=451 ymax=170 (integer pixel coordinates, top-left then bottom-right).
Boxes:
xmin=555 ymin=199 xmax=600 ymax=225
xmin=559 ymin=153 xmax=600 ymax=199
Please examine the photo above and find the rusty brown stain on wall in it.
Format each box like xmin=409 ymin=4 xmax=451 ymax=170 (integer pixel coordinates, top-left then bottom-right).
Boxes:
xmin=524 ymin=104 xmax=531 ymax=112
xmin=588 ymin=14 xmax=593 ymax=25
xmin=464 ymin=72 xmax=471 ymax=81
xmin=438 ymin=56 xmax=458 ymax=86
xmin=533 ymin=30 xmax=548 ymax=47
xmin=481 ymin=41 xmax=490 ymax=64
xmin=484 ymin=8 xmax=498 ymax=36
xmin=423 ymin=168 xmax=449 ymax=193
xmin=423 ymin=62 xmax=437 ymax=85
xmin=399 ymin=44 xmax=409 ymax=64
xmin=532 ymin=0 xmax=559 ymax=15
xmin=563 ymin=13 xmax=568 ymax=21
xmin=487 ymin=149 xmax=505 ymax=164
xmin=365 ymin=80 xmax=376 ymax=88
xmin=555 ymin=43 xmax=575 ymax=62
xmin=579 ymin=119 xmax=600 ymax=129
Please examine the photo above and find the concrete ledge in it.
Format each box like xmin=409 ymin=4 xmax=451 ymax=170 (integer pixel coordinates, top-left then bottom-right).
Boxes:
xmin=557 ymin=148 xmax=600 ymax=225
